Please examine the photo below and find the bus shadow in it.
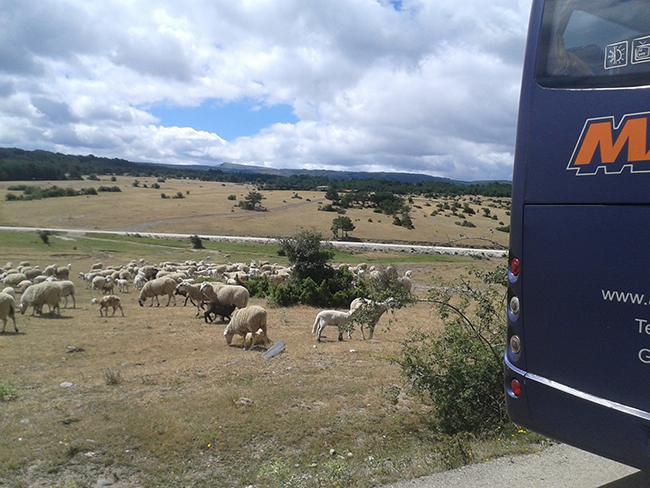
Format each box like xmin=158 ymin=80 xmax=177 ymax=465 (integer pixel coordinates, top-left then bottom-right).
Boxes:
xmin=599 ymin=472 xmax=650 ymax=488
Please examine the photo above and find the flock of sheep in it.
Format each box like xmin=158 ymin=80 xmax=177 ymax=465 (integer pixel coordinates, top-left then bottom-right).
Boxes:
xmin=0 ymin=258 xmax=414 ymax=350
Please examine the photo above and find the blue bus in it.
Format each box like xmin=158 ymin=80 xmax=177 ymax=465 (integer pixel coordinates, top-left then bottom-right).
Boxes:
xmin=505 ymin=0 xmax=650 ymax=469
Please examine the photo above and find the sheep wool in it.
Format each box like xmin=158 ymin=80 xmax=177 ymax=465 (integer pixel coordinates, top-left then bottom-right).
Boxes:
xmin=0 ymin=292 xmax=17 ymax=333
xmin=20 ymin=281 xmax=62 ymax=316
xmin=138 ymin=277 xmax=177 ymax=307
xmin=224 ymin=305 xmax=269 ymax=348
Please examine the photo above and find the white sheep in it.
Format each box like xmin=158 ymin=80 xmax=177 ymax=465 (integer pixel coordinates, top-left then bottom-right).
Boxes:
xmin=312 ymin=310 xmax=352 ymax=342
xmin=116 ymin=279 xmax=129 ymax=293
xmin=15 ymin=280 xmax=33 ymax=293
xmin=91 ymin=275 xmax=106 ymax=292
xmin=397 ymin=270 xmax=413 ymax=293
xmin=1 ymin=287 xmax=16 ymax=299
xmin=200 ymin=282 xmax=249 ymax=309
xmin=224 ymin=305 xmax=270 ymax=349
xmin=175 ymin=282 xmax=205 ymax=315
xmin=0 ymin=292 xmax=17 ymax=333
xmin=3 ymin=273 xmax=27 ymax=287
xmin=133 ymin=274 xmax=147 ymax=290
xmin=55 ymin=280 xmax=76 ymax=308
xmin=138 ymin=277 xmax=177 ymax=307
xmin=33 ymin=275 xmax=48 ymax=284
xmin=348 ymin=297 xmax=396 ymax=340
xmin=20 ymin=281 xmax=62 ymax=316
xmin=91 ymin=295 xmax=124 ymax=317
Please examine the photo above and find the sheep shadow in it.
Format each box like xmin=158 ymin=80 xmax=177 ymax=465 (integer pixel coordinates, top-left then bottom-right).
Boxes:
xmin=33 ymin=314 xmax=73 ymax=320
xmin=0 ymin=330 xmax=26 ymax=336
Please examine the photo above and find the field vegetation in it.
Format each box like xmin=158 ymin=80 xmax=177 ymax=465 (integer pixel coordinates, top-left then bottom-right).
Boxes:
xmin=0 ymin=177 xmax=511 ymax=248
xmin=0 ymin=230 xmax=542 ymax=487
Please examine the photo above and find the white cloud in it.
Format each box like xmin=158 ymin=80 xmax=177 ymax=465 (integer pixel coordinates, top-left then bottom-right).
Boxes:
xmin=0 ymin=0 xmax=531 ymax=180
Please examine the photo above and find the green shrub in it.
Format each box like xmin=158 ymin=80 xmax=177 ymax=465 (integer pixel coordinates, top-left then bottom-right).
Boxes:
xmin=5 ymin=193 xmax=19 ymax=201
xmin=397 ymin=267 xmax=508 ymax=434
xmin=172 ymin=191 xmax=185 ymax=199
xmin=37 ymin=230 xmax=51 ymax=245
xmin=455 ymin=220 xmax=476 ymax=228
xmin=227 ymin=194 xmax=237 ymax=201
xmin=161 ymin=193 xmax=169 ymax=199
xmin=189 ymin=235 xmax=204 ymax=249
xmin=97 ymin=185 xmax=121 ymax=192
xmin=496 ymin=225 xmax=510 ymax=233
xmin=0 ymin=382 xmax=17 ymax=401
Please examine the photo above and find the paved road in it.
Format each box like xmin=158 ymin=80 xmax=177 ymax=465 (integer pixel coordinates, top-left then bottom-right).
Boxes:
xmin=0 ymin=225 xmax=507 ymax=258
xmin=382 ymin=444 xmax=649 ymax=488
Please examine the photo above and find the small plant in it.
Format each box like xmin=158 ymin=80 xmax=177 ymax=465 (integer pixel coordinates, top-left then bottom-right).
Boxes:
xmin=227 ymin=194 xmax=237 ymax=201
xmin=239 ymin=191 xmax=266 ymax=211
xmin=132 ymin=179 xmax=140 ymax=187
xmin=110 ymin=175 xmax=117 ymax=182
xmin=172 ymin=191 xmax=185 ymax=199
xmin=37 ymin=230 xmax=51 ymax=245
xmin=455 ymin=220 xmax=476 ymax=228
xmin=86 ymin=174 xmax=99 ymax=181
xmin=104 ymin=368 xmax=122 ymax=386
xmin=497 ymin=225 xmax=510 ymax=233
xmin=161 ymin=193 xmax=169 ymax=199
xmin=436 ymin=434 xmax=475 ymax=469
xmin=151 ymin=182 xmax=160 ymax=189
xmin=0 ymin=382 xmax=17 ymax=401
xmin=190 ymin=235 xmax=204 ymax=249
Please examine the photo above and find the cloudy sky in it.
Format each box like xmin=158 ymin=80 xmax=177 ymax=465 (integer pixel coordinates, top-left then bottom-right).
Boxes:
xmin=0 ymin=0 xmax=531 ymax=181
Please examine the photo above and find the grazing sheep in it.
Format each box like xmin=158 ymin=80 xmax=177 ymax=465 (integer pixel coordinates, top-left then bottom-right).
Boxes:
xmin=200 ymin=282 xmax=249 ymax=309
xmin=91 ymin=262 xmax=103 ymax=270
xmin=15 ymin=280 xmax=33 ymax=293
xmin=101 ymin=277 xmax=115 ymax=294
xmin=348 ymin=297 xmax=396 ymax=340
xmin=312 ymin=310 xmax=351 ymax=342
xmin=116 ymin=279 xmax=129 ymax=293
xmin=91 ymin=295 xmax=124 ymax=317
xmin=224 ymin=305 xmax=270 ymax=349
xmin=204 ymin=301 xmax=236 ymax=324
xmin=33 ymin=275 xmax=48 ymax=284
xmin=397 ymin=270 xmax=413 ymax=293
xmin=55 ymin=280 xmax=76 ymax=308
xmin=133 ymin=274 xmax=147 ymax=290
xmin=20 ymin=281 xmax=62 ymax=316
xmin=3 ymin=273 xmax=27 ymax=287
xmin=138 ymin=265 xmax=159 ymax=280
xmin=1 ymin=287 xmax=16 ymax=299
xmin=55 ymin=264 xmax=71 ymax=280
xmin=138 ymin=277 xmax=177 ymax=307
xmin=24 ymin=268 xmax=42 ymax=280
xmin=91 ymin=276 xmax=107 ymax=292
xmin=175 ymin=282 xmax=205 ymax=315
xmin=0 ymin=292 xmax=17 ymax=333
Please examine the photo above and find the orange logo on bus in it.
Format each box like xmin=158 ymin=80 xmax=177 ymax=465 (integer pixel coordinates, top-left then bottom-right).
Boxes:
xmin=567 ymin=112 xmax=650 ymax=175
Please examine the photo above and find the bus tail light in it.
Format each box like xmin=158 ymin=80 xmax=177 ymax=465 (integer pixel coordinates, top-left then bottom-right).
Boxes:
xmin=510 ymin=257 xmax=521 ymax=277
xmin=511 ymin=379 xmax=522 ymax=398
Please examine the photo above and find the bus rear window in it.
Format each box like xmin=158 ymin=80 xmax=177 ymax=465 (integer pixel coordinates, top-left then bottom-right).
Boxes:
xmin=537 ymin=0 xmax=650 ymax=88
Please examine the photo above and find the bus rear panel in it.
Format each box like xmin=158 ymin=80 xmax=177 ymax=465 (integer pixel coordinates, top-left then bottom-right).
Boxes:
xmin=506 ymin=0 xmax=650 ymax=469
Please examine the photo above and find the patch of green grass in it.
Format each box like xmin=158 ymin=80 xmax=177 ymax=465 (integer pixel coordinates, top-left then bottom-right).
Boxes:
xmin=0 ymin=382 xmax=17 ymax=401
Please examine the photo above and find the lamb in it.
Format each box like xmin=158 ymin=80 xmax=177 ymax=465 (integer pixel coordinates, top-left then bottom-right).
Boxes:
xmin=200 ymin=282 xmax=249 ymax=309
xmin=55 ymin=264 xmax=71 ymax=280
xmin=224 ymin=305 xmax=270 ymax=349
xmin=91 ymin=295 xmax=124 ymax=317
xmin=203 ymin=301 xmax=236 ymax=324
xmin=90 ymin=262 xmax=104 ymax=270
xmin=0 ymin=292 xmax=17 ymax=333
xmin=243 ymin=328 xmax=270 ymax=349
xmin=101 ymin=277 xmax=115 ymax=294
xmin=312 ymin=310 xmax=351 ymax=342
xmin=55 ymin=280 xmax=76 ymax=308
xmin=138 ymin=277 xmax=177 ymax=307
xmin=1 ymin=287 xmax=16 ymax=299
xmin=20 ymin=281 xmax=62 ymax=316
xmin=116 ymin=279 xmax=129 ymax=293
xmin=175 ymin=282 xmax=205 ymax=315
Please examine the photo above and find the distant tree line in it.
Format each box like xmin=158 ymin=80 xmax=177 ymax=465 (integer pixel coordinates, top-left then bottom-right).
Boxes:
xmin=0 ymin=147 xmax=511 ymax=197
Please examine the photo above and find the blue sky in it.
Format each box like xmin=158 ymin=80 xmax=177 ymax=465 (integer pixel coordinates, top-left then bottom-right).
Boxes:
xmin=149 ymin=100 xmax=298 ymax=141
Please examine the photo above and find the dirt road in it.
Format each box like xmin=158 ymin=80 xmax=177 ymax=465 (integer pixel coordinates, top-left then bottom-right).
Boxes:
xmin=0 ymin=225 xmax=507 ymax=258
xmin=382 ymin=444 xmax=649 ymax=488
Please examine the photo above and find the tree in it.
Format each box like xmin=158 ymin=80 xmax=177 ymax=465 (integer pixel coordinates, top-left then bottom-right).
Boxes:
xmin=278 ymin=229 xmax=334 ymax=282
xmin=331 ymin=216 xmax=355 ymax=239
xmin=325 ymin=186 xmax=340 ymax=202
xmin=189 ymin=235 xmax=204 ymax=249
xmin=239 ymin=191 xmax=266 ymax=211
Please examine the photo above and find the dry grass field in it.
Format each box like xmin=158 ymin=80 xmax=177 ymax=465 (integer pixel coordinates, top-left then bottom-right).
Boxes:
xmin=0 ymin=231 xmax=541 ymax=487
xmin=0 ymin=177 xmax=511 ymax=248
